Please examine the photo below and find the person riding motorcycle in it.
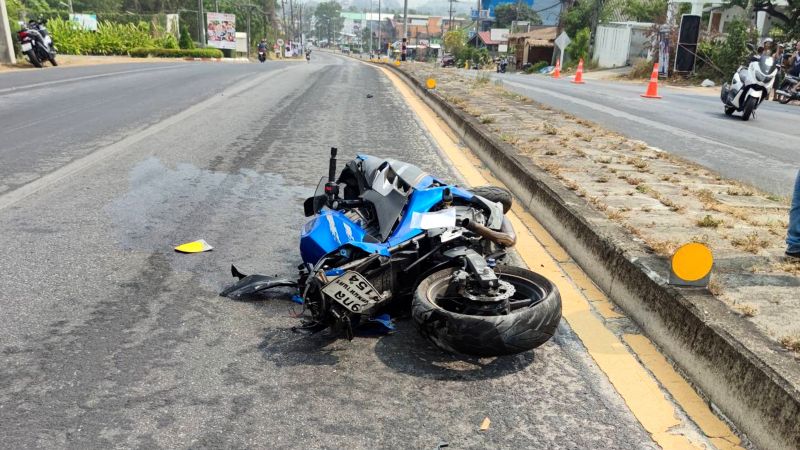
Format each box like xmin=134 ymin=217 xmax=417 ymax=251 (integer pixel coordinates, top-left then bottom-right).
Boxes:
xmin=258 ymin=39 xmax=267 ymax=52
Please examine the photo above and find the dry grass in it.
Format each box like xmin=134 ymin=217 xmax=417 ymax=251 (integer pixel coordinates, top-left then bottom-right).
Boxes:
xmin=779 ymin=335 xmax=800 ymax=353
xmin=624 ymin=176 xmax=643 ymax=186
xmin=480 ymin=115 xmax=496 ymax=124
xmin=707 ymin=277 xmax=724 ymax=296
xmin=696 ymin=189 xmax=717 ymax=205
xmin=648 ymin=239 xmax=678 ymax=256
xmin=734 ymin=303 xmax=759 ymax=317
xmin=542 ymin=122 xmax=558 ymax=135
xmin=627 ymin=157 xmax=649 ymax=171
xmin=731 ymin=231 xmax=770 ymax=253
xmin=596 ymin=175 xmax=610 ymax=183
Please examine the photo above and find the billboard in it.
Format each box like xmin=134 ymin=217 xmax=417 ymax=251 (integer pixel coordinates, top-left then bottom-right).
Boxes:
xmin=69 ymin=14 xmax=98 ymax=31
xmin=206 ymin=13 xmax=236 ymax=49
xmin=482 ymin=0 xmax=534 ymax=16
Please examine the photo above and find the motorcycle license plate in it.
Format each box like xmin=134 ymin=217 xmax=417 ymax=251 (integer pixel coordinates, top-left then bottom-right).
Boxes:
xmin=21 ymin=43 xmax=31 ymax=52
xmin=321 ymin=271 xmax=380 ymax=313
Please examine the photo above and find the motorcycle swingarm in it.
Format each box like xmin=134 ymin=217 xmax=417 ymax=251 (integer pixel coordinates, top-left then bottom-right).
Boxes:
xmin=220 ymin=265 xmax=297 ymax=300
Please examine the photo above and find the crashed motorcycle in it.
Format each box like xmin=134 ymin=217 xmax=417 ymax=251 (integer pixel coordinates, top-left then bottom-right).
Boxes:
xmin=721 ymin=45 xmax=777 ymax=121
xmin=222 ymin=148 xmax=561 ymax=356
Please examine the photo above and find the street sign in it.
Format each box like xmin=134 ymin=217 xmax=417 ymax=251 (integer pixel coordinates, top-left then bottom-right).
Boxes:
xmin=554 ymin=31 xmax=570 ymax=50
xmin=277 ymin=38 xmax=284 ymax=46
xmin=554 ymin=31 xmax=571 ymax=67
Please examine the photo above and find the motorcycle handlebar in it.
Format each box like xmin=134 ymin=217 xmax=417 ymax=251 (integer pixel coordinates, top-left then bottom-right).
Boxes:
xmin=328 ymin=147 xmax=338 ymax=183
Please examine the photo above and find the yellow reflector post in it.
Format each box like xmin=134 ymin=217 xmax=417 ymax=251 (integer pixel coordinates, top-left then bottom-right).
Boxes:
xmin=394 ymin=60 xmax=400 ymax=66
xmin=426 ymin=78 xmax=436 ymax=89
xmin=174 ymin=239 xmax=214 ymax=253
xmin=670 ymin=242 xmax=713 ymax=286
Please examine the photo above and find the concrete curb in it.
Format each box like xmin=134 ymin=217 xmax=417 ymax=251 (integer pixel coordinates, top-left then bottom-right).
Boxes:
xmin=386 ymin=63 xmax=800 ymax=450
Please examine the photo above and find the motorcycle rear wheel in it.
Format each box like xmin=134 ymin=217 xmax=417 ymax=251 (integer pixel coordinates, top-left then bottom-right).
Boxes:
xmin=27 ymin=50 xmax=42 ymax=68
xmin=468 ymin=185 xmax=513 ymax=213
xmin=412 ymin=266 xmax=561 ymax=357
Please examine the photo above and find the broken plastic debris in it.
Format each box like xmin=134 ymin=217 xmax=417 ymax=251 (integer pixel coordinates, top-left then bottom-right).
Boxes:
xmin=174 ymin=239 xmax=213 ymax=253
xmin=479 ymin=417 xmax=491 ymax=431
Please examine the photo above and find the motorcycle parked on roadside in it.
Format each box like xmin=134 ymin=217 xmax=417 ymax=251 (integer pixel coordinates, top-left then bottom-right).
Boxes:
xmin=720 ymin=44 xmax=777 ymax=120
xmin=496 ymin=57 xmax=508 ymax=73
xmin=17 ymin=19 xmax=57 ymax=68
xmin=774 ymin=70 xmax=800 ymax=104
xmin=221 ymin=148 xmax=562 ymax=356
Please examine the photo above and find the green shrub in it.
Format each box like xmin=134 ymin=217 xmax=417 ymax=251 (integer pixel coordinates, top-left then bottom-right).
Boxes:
xmin=129 ymin=48 xmax=224 ymax=58
xmin=160 ymin=33 xmax=179 ymax=49
xmin=47 ymin=18 xmax=156 ymax=55
xmin=567 ymin=27 xmax=590 ymax=64
xmin=695 ymin=20 xmax=754 ymax=81
xmin=179 ymin=25 xmax=195 ymax=49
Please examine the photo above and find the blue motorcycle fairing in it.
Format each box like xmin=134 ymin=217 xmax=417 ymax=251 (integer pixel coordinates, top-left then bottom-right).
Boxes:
xmin=299 ymin=185 xmax=473 ymax=265
xmin=300 ymin=209 xmax=389 ymax=264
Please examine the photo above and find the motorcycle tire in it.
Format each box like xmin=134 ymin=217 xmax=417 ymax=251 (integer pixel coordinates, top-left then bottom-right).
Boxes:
xmin=777 ymin=93 xmax=791 ymax=104
xmin=27 ymin=51 xmax=42 ymax=68
xmin=468 ymin=185 xmax=512 ymax=213
xmin=48 ymin=53 xmax=58 ymax=66
xmin=742 ymin=96 xmax=757 ymax=121
xmin=412 ymin=266 xmax=561 ymax=357
xmin=724 ymin=106 xmax=735 ymax=116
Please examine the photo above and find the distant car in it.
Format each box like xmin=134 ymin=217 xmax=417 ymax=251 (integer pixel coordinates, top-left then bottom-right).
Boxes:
xmin=441 ymin=54 xmax=455 ymax=67
xmin=341 ymin=47 xmax=350 ymax=54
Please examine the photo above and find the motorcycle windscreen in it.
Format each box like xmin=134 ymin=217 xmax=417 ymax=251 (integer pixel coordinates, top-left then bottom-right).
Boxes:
xmin=303 ymin=177 xmax=329 ymax=217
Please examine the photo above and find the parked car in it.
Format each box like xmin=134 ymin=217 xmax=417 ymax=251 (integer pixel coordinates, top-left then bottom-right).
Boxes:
xmin=441 ymin=54 xmax=455 ymax=68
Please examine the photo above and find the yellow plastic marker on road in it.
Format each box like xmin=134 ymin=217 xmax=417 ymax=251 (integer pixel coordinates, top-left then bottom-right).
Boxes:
xmin=426 ymin=78 xmax=437 ymax=89
xmin=174 ymin=239 xmax=213 ymax=253
xmin=376 ymin=64 xmax=743 ymax=450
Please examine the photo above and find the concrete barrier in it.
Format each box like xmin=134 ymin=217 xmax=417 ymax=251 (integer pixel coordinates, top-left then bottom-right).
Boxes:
xmin=386 ymin=63 xmax=800 ymax=450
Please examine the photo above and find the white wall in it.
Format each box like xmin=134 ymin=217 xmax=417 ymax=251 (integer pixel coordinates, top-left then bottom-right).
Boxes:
xmin=594 ymin=25 xmax=632 ymax=68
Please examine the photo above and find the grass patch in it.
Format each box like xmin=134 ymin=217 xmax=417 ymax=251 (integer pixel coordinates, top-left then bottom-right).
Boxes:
xmin=779 ymin=335 xmax=800 ymax=353
xmin=734 ymin=303 xmax=759 ymax=317
xmin=697 ymin=215 xmax=723 ymax=228
xmin=480 ymin=116 xmax=496 ymax=124
xmin=542 ymin=122 xmax=558 ymax=135
xmin=731 ymin=231 xmax=770 ymax=253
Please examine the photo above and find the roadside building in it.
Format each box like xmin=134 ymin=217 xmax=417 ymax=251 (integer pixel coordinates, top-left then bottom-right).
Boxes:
xmin=507 ymin=26 xmax=557 ymax=68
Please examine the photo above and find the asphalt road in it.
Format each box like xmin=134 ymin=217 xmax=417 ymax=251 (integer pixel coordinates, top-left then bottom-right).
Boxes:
xmin=484 ymin=70 xmax=800 ymax=196
xmin=0 ymin=54 xmax=660 ymax=448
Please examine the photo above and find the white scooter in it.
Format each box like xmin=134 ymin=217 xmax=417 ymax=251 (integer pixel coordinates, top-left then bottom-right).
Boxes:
xmin=720 ymin=44 xmax=777 ymax=121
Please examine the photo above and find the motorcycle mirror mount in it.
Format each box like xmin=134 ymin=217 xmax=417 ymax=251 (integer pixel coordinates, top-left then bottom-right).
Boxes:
xmin=324 ymin=147 xmax=340 ymax=204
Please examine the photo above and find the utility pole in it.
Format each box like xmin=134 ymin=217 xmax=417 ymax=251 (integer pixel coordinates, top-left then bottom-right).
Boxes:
xmin=247 ymin=6 xmax=252 ymax=58
xmin=448 ymin=0 xmax=454 ymax=33
xmin=0 ymin=0 xmax=16 ymax=64
xmin=198 ymin=0 xmax=205 ymax=47
xmin=281 ymin=0 xmax=288 ymax=53
xmin=378 ymin=0 xmax=381 ymax=55
xmin=289 ymin=0 xmax=295 ymax=43
xmin=402 ymin=0 xmax=408 ymax=43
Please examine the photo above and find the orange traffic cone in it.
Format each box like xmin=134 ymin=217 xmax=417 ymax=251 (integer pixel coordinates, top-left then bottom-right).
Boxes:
xmin=641 ymin=63 xmax=662 ymax=99
xmin=572 ymin=58 xmax=585 ymax=84
xmin=552 ymin=59 xmax=561 ymax=79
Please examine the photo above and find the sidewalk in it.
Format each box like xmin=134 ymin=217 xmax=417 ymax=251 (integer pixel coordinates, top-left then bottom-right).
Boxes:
xmin=400 ymin=61 xmax=799 ymax=353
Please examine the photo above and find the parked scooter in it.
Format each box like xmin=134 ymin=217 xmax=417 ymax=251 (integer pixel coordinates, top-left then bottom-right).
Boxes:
xmin=720 ymin=43 xmax=777 ymax=120
xmin=221 ymin=148 xmax=562 ymax=356
xmin=496 ymin=57 xmax=508 ymax=73
xmin=17 ymin=19 xmax=57 ymax=68
xmin=774 ymin=76 xmax=799 ymax=104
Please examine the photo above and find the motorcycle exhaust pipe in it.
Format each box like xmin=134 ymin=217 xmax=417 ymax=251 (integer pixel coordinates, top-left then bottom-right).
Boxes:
xmin=461 ymin=217 xmax=516 ymax=247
